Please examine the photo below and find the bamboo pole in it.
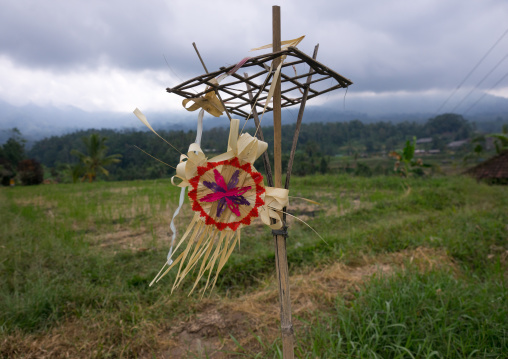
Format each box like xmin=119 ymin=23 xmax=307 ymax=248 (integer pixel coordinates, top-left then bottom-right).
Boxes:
xmin=273 ymin=6 xmax=282 ymax=188
xmin=272 ymin=6 xmax=295 ymax=359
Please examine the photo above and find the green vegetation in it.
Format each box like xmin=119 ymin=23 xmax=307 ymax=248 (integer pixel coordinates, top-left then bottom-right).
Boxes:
xmin=488 ymin=124 xmax=508 ymax=154
xmin=292 ymin=270 xmax=506 ymax=358
xmin=2 ymin=112 xmax=507 ymax=357
xmin=70 ymin=133 xmax=121 ymax=182
xmin=24 ymin=113 xmax=491 ymax=182
xmin=0 ymin=128 xmax=28 ymax=185
xmin=465 ymin=124 xmax=508 ymax=165
xmin=389 ymin=136 xmax=429 ymax=177
xmin=0 ymin=128 xmax=26 ymax=168
xmin=1 ymin=174 xmax=507 ymax=357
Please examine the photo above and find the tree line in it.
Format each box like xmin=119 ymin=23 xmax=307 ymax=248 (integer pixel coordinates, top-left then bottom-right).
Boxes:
xmin=0 ymin=113 xmax=483 ymax=184
xmin=0 ymin=128 xmax=44 ymax=185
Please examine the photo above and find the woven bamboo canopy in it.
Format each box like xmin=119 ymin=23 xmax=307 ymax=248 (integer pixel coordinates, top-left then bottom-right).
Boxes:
xmin=167 ymin=46 xmax=353 ymax=118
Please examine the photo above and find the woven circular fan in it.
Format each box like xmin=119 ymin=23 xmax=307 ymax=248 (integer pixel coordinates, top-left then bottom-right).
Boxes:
xmin=189 ymin=157 xmax=265 ymax=231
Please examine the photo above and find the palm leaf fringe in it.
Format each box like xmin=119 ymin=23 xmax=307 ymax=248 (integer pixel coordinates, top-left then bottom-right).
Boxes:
xmin=150 ymin=213 xmax=240 ymax=296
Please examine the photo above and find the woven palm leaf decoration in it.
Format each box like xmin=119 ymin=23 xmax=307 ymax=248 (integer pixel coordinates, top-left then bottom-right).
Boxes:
xmin=145 ymin=118 xmax=287 ymax=295
xmin=135 ymin=36 xmax=352 ymax=296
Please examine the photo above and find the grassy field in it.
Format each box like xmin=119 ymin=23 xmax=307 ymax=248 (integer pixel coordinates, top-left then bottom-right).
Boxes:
xmin=1 ymin=174 xmax=507 ymax=358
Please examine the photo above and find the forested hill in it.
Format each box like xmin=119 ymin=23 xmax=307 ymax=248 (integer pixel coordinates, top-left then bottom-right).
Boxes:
xmin=27 ymin=113 xmax=477 ymax=181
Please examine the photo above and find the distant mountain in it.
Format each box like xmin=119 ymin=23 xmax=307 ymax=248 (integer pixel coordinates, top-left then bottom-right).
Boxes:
xmin=0 ymin=100 xmax=192 ymax=146
xmin=2 ymin=92 xmax=508 ymax=145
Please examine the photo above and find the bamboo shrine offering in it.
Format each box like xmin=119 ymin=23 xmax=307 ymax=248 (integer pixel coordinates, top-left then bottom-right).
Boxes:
xmin=134 ymin=7 xmax=352 ymax=356
xmin=134 ymin=34 xmax=352 ymax=294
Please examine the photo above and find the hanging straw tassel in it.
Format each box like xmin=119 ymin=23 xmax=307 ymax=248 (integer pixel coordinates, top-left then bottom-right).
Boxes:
xmin=151 ymin=213 xmax=241 ymax=296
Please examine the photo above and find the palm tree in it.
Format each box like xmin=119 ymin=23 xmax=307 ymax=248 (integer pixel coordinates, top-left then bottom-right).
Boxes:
xmin=64 ymin=163 xmax=85 ymax=183
xmin=71 ymin=134 xmax=121 ymax=182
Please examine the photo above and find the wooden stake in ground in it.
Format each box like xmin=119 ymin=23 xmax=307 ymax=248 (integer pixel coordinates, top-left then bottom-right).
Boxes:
xmin=272 ymin=5 xmax=295 ymax=359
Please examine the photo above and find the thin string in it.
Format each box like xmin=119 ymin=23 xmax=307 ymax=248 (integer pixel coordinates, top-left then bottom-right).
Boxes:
xmin=343 ymin=87 xmax=349 ymax=111
xmin=267 ymin=205 xmax=327 ymax=244
xmin=131 ymin=145 xmax=176 ymax=169
xmin=133 ymin=108 xmax=184 ymax=155
xmin=163 ymin=54 xmax=198 ymax=95
xmin=166 ymin=108 xmax=205 ymax=265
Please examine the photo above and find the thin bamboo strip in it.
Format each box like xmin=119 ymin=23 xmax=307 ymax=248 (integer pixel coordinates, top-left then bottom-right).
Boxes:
xmin=244 ymin=73 xmax=274 ymax=187
xmin=285 ymin=44 xmax=319 ymax=192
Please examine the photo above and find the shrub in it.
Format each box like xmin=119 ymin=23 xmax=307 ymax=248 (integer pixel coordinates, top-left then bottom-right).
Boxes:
xmin=0 ymin=158 xmax=15 ymax=186
xmin=17 ymin=159 xmax=44 ymax=185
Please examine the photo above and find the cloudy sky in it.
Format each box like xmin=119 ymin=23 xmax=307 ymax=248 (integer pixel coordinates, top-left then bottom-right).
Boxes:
xmin=1 ymin=0 xmax=508 ymax=132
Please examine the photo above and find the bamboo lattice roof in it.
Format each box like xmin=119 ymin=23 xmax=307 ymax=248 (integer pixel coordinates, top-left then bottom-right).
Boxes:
xmin=167 ymin=46 xmax=353 ymax=118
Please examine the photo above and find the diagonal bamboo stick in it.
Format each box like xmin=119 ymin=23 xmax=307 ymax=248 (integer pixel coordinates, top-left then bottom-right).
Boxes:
xmin=284 ymin=44 xmax=319 ymax=191
xmin=192 ymin=42 xmax=232 ymax=122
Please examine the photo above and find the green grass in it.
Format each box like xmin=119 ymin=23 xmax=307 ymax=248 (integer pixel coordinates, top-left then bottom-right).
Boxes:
xmin=291 ymin=269 xmax=507 ymax=358
xmin=0 ymin=181 xmax=188 ymax=341
xmin=1 ymin=175 xmax=507 ymax=357
xmin=220 ymin=175 xmax=507 ymax=289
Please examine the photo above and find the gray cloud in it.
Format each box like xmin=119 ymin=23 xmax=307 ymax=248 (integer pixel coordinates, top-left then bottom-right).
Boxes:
xmin=1 ymin=0 xmax=508 ymax=112
xmin=0 ymin=0 xmax=182 ymax=69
